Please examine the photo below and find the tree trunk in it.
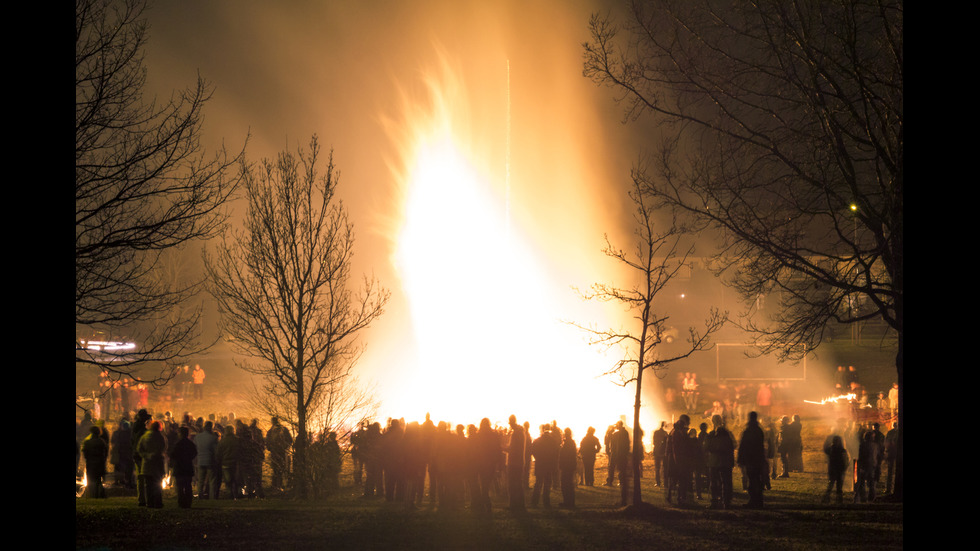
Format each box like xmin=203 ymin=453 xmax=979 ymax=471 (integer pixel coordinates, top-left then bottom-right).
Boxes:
xmin=632 ymin=365 xmax=644 ymax=506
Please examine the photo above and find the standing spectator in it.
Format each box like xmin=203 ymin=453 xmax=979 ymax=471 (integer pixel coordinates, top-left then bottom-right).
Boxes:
xmin=505 ymin=415 xmax=526 ymax=512
xmin=138 ymin=420 xmax=168 ymax=508
xmin=888 ymin=383 xmax=899 ymax=420
xmin=776 ymin=416 xmax=794 ymax=478
xmin=763 ymin=418 xmax=778 ymax=487
xmin=176 ymin=365 xmax=191 ymax=400
xmin=110 ymin=419 xmax=134 ymax=488
xmin=119 ymin=380 xmax=131 ymax=416
xmin=854 ymin=431 xmax=880 ymax=503
xmin=523 ymin=421 xmax=533 ymax=492
xmin=603 ymin=424 xmax=616 ymax=486
xmin=131 ymin=409 xmax=152 ymax=506
xmin=195 ymin=421 xmax=219 ymax=499
xmin=652 ymin=421 xmax=668 ymax=487
xmin=737 ymin=411 xmax=767 ymax=509
xmin=192 ymin=364 xmax=206 ymax=400
xmin=668 ymin=416 xmax=697 ymax=506
xmin=530 ymin=425 xmax=558 ymax=508
xmin=868 ymin=423 xmax=886 ymax=494
xmin=578 ymin=427 xmax=602 ymax=487
xmin=473 ymin=418 xmax=501 ymax=514
xmin=81 ymin=425 xmax=109 ymax=498
xmin=559 ymin=428 xmax=577 ymax=508
xmin=610 ymin=421 xmax=631 ymax=507
xmin=884 ymin=422 xmax=899 ymax=495
xmin=789 ymin=415 xmax=804 ymax=472
xmin=681 ymin=373 xmax=695 ymax=411
xmin=350 ymin=422 xmax=365 ymax=485
xmin=694 ymin=422 xmax=709 ymax=500
xmin=324 ymin=431 xmax=341 ymax=496
xmin=216 ymin=425 xmax=240 ymax=499
xmin=822 ymin=435 xmax=849 ymax=504
xmin=246 ymin=419 xmax=266 ymax=498
xmin=704 ymin=414 xmax=735 ymax=509
xmin=172 ymin=426 xmax=198 ymax=508
xmin=361 ymin=422 xmax=383 ymax=498
xmin=266 ymin=417 xmax=293 ymax=492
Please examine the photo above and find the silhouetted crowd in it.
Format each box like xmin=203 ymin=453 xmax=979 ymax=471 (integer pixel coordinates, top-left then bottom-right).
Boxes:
xmin=77 ymin=403 xmax=900 ymax=511
xmin=76 ymin=408 xmax=310 ymax=508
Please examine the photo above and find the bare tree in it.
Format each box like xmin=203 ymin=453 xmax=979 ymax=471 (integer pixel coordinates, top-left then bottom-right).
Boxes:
xmin=584 ymin=0 xmax=903 ymax=500
xmin=75 ymin=0 xmax=245 ymax=384
xmin=205 ymin=136 xmax=389 ymax=499
xmin=574 ymin=180 xmax=726 ymax=507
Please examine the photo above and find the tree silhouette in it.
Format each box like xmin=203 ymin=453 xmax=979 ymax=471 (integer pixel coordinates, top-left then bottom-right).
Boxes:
xmin=584 ymin=0 xmax=903 ymax=500
xmin=76 ymin=0 xmax=245 ymax=384
xmin=206 ymin=136 xmax=388 ymax=499
xmin=574 ymin=180 xmax=725 ymax=507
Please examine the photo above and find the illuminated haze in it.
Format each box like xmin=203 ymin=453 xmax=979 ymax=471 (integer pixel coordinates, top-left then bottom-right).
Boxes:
xmin=143 ymin=0 xmax=670 ymax=442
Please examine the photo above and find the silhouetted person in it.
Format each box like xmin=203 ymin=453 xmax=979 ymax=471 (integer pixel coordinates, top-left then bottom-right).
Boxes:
xmin=668 ymin=415 xmax=697 ymax=506
xmin=884 ymin=422 xmax=899 ymax=495
xmin=822 ymin=435 xmax=849 ymax=505
xmin=530 ymin=425 xmax=558 ymax=507
xmin=82 ymin=425 xmax=108 ymax=498
xmin=789 ymin=415 xmax=804 ymax=472
xmin=523 ymin=421 xmax=533 ymax=491
xmin=131 ymin=409 xmax=152 ymax=506
xmin=266 ymin=417 xmax=292 ymax=492
xmin=382 ymin=419 xmax=406 ymax=502
xmin=138 ymin=420 xmax=167 ymax=508
xmin=110 ymin=419 xmax=134 ymax=489
xmin=868 ymin=422 xmax=885 ymax=491
xmin=505 ymin=415 xmax=526 ymax=512
xmin=350 ymin=422 xmax=365 ymax=486
xmin=559 ymin=428 xmax=577 ymax=507
xmin=603 ymin=424 xmax=616 ymax=486
xmin=215 ymin=424 xmax=240 ymax=499
xmin=705 ymin=414 xmax=735 ymax=509
xmin=362 ymin=422 xmax=383 ymax=498
xmin=652 ymin=421 xmax=668 ymax=487
xmin=737 ymin=411 xmax=767 ymax=508
xmin=172 ymin=426 xmax=197 ymax=508
xmin=578 ymin=427 xmax=602 ymax=487
xmin=471 ymin=418 xmax=500 ymax=514
xmin=854 ymin=431 xmax=880 ymax=503
xmin=322 ymin=432 xmax=340 ymax=497
xmin=195 ymin=421 xmax=218 ymax=499
xmin=610 ymin=421 xmax=631 ymax=506
xmin=777 ymin=416 xmax=792 ymax=478
xmin=695 ymin=422 xmax=709 ymax=500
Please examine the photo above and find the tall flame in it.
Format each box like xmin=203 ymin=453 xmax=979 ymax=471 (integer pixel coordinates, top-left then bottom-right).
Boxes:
xmin=380 ymin=53 xmax=643 ymax=441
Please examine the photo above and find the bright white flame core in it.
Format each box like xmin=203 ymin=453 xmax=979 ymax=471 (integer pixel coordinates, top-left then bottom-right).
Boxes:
xmin=386 ymin=60 xmax=635 ymax=441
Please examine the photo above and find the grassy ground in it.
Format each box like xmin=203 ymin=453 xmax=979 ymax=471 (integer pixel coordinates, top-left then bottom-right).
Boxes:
xmin=76 ymin=423 xmax=902 ymax=551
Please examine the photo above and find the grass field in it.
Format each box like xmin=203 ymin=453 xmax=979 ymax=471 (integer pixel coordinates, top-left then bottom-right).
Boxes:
xmin=75 ymin=421 xmax=903 ymax=551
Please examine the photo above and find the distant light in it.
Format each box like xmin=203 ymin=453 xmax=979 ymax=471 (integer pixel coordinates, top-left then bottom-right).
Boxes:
xmin=82 ymin=340 xmax=137 ymax=351
xmin=849 ymin=204 xmax=858 ymax=211
xmin=679 ymin=293 xmax=686 ymax=299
